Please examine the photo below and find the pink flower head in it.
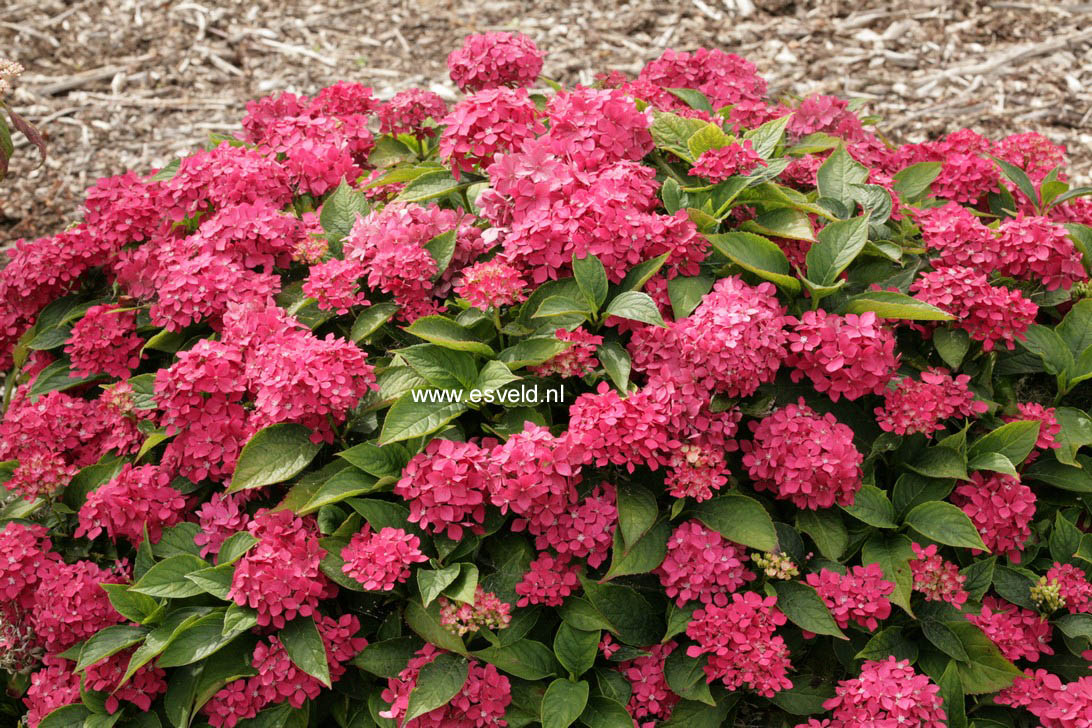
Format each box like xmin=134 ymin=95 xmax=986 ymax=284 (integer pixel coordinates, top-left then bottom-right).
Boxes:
xmin=566 ymin=382 xmax=677 ymax=472
xmin=447 ymin=32 xmax=544 ymax=92
xmin=619 ymin=642 xmax=681 ymax=723
xmin=664 ymin=420 xmax=739 ymax=502
xmin=312 ymin=81 xmax=380 ymax=117
xmin=302 ymin=258 xmax=368 ymax=314
xmin=455 ymin=259 xmax=528 ymax=310
xmin=194 ymin=492 xmax=251 ymax=559
xmin=488 ymin=423 xmax=582 ymax=533
xmin=160 ymin=142 xmax=294 ymax=220
xmin=84 ymin=649 xmax=168 ymax=714
xmin=637 ymin=48 xmax=767 ymax=111
xmin=788 ymin=95 xmax=867 ymax=142
xmin=691 ymin=140 xmax=766 ymax=182
xmin=439 ymin=586 xmax=512 ymax=636
xmin=377 ymin=88 xmax=448 ymax=137
xmin=909 ymin=543 xmax=969 ymax=608
xmin=82 ymin=170 xmax=166 ymax=248
xmin=75 ymin=464 xmax=186 ymax=546
xmin=543 ymin=87 xmax=653 ymax=170
xmin=806 ymin=564 xmax=894 ymax=631
xmin=0 ymin=522 xmax=56 ymax=609
xmin=64 ymin=303 xmax=142 ymax=378
xmin=381 ymin=645 xmax=511 ymax=728
xmin=685 ymin=591 xmax=792 ymax=698
xmin=228 ymin=510 xmax=331 ymax=629
xmin=30 ymin=559 xmax=127 ymax=653
xmin=531 ymin=327 xmax=602 ymax=378
xmin=1044 ymin=563 xmax=1092 ymax=614
xmin=820 ymin=657 xmax=946 ymax=727
xmin=23 ymin=656 xmax=81 ymax=728
xmin=875 ymin=367 xmax=987 ymax=437
xmin=996 ymin=132 xmax=1067 ymax=184
xmin=953 ymin=471 xmax=1035 ymax=562
xmin=340 ymin=525 xmax=427 ymax=591
xmin=785 ymin=310 xmax=898 ymax=401
xmin=528 ymin=485 xmax=617 ymax=568
xmin=910 ymin=266 xmax=1038 ymax=351
xmin=1004 ymin=402 xmax=1061 ymax=462
xmin=997 ymin=214 xmax=1087 ymax=291
xmin=656 ymin=520 xmax=754 ymax=607
xmin=5 ymin=449 xmax=76 ymax=502
xmin=396 ymin=438 xmax=493 ymax=540
xmin=440 ymin=87 xmax=545 ymax=176
xmin=515 ymin=553 xmax=581 ymax=607
xmin=968 ymin=596 xmax=1053 ymax=662
xmin=915 ymin=202 xmax=1001 ymax=273
xmin=742 ymin=399 xmax=863 ymax=510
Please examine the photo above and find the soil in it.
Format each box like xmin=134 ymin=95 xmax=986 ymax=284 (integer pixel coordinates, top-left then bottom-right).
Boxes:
xmin=3 ymin=0 xmax=1091 ymax=243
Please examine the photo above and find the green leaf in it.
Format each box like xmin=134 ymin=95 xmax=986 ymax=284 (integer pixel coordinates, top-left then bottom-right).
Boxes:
xmin=840 ymin=484 xmax=897 ymax=528
xmin=1055 ymin=613 xmax=1092 ymax=640
xmin=862 ymin=533 xmax=915 ymax=616
xmin=541 ymin=679 xmax=590 ymax=728
xmin=184 ymin=564 xmax=234 ymax=600
xmin=498 ymin=336 xmax=572 ymax=369
xmin=405 ymin=600 xmax=467 ymax=655
xmin=770 ymin=580 xmax=846 ymax=639
xmin=992 ymin=565 xmax=1036 ymax=610
xmin=934 ymin=327 xmax=972 ymax=369
xmin=650 ymin=112 xmax=708 ymax=160
xmin=574 ymin=254 xmax=609 ymax=313
xmin=667 ymin=275 xmax=712 ymax=320
xmin=424 ymin=229 xmax=456 ymax=278
xmin=657 ymin=697 xmax=733 ymax=728
xmin=960 ymin=556 xmax=996 ymax=603
xmin=1020 ymin=324 xmax=1075 ymax=376
xmin=922 ymin=619 xmax=970 ymax=661
xmin=579 ymin=696 xmax=633 ymax=728
xmin=806 ymin=214 xmax=870 ymax=286
xmin=968 ymin=421 xmax=1041 ymax=467
xmin=319 ymin=181 xmax=369 ymax=245
xmin=336 ymin=441 xmax=408 ymax=481
xmin=76 ymin=625 xmax=149 ymax=671
xmin=616 ymin=483 xmax=658 ymax=547
xmin=379 ymin=395 xmax=467 ymax=445
xmin=842 ymin=291 xmax=953 ymax=321
xmin=817 ymin=145 xmax=869 ymax=205
xmin=947 ymin=621 xmax=1023 ymax=694
xmin=533 ymin=295 xmax=591 ymax=320
xmin=991 ymin=155 xmax=1039 ymax=206
xmin=740 ymin=207 xmax=815 ymax=242
xmin=27 ymin=359 xmax=104 ymax=400
xmin=707 ymin=231 xmax=801 ymax=293
xmin=856 ymin=626 xmax=919 ymax=663
xmin=1025 ymin=456 xmax=1092 ymax=492
xmin=405 ymin=652 xmax=470 ymax=723
xmin=228 ymin=424 xmax=322 ymax=493
xmin=554 ymin=623 xmax=599 ymax=677
xmin=131 ymin=554 xmax=210 ymax=598
xmin=1055 ymin=407 xmax=1092 ymax=466
xmin=101 ymin=584 xmax=160 ymax=624
xmin=404 ymin=316 xmax=495 ymax=356
xmin=938 ymin=660 xmax=967 ymax=728
xmin=400 ymin=343 xmax=477 ymax=390
xmin=617 ymin=253 xmax=670 ymax=293
xmin=661 ymin=177 xmax=684 ymax=214
xmin=152 ymin=522 xmax=203 ymax=559
xmin=395 ymin=170 xmax=466 ymax=204
xmin=351 ymin=302 xmax=399 ymax=342
xmin=966 ymin=452 xmax=1018 ymax=477
xmin=796 ymin=508 xmax=847 ymax=561
xmin=473 ymin=639 xmax=558 ymax=680
xmin=281 ymin=616 xmax=332 ymax=688
xmin=907 ymin=446 xmax=968 ymax=481
xmin=604 ymin=520 xmax=669 ymax=580
xmin=768 ymin=677 xmax=838 ymax=716
xmin=580 ymin=577 xmax=663 ymax=646
xmin=354 ymin=637 xmax=422 ymax=677
xmin=905 ymin=501 xmax=987 ymax=551
xmin=602 ymin=292 xmax=666 ymax=327
xmin=742 ymin=114 xmax=792 ymax=159
xmin=892 ymin=162 xmax=941 ymax=200
xmin=1051 ymin=511 xmax=1082 ymax=564
xmin=213 ymin=532 xmax=258 ymax=566
xmin=663 ymin=649 xmax=714 ymax=705
xmin=38 ymin=705 xmax=93 ymax=728
xmin=418 ymin=565 xmax=461 ymax=608
xmin=597 ymin=342 xmax=631 ymax=392
xmin=690 ymin=493 xmax=778 ymax=551
xmin=1058 ymin=299 xmax=1092 ymax=356
xmin=156 ymin=612 xmax=240 ymax=668
xmin=686 ymin=122 xmax=731 ymax=159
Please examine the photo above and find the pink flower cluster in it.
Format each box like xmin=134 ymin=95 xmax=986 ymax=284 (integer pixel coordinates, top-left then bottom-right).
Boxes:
xmin=0 ymin=522 xmax=56 ymax=610
xmin=64 ymin=304 xmax=142 ymax=378
xmin=75 ymin=463 xmax=186 ymax=545
xmin=447 ymin=32 xmax=544 ymax=92
xmin=1043 ymin=563 xmax=1092 ymax=614
xmin=953 ymin=471 xmax=1035 ymax=562
xmin=227 ymin=510 xmax=332 ymax=628
xmin=396 ymin=438 xmax=493 ymax=540
xmin=194 ymin=493 xmax=250 ymax=559
xmin=30 ymin=559 xmax=127 ymax=653
xmin=619 ymin=642 xmax=680 ymax=725
xmin=968 ymin=596 xmax=1053 ymax=662
xmin=875 ymin=368 xmax=987 ymax=437
xmin=515 ymin=553 xmax=581 ymax=607
xmin=84 ymin=649 xmax=168 ymax=714
xmin=439 ymin=586 xmax=512 ymax=636
xmin=635 ymin=48 xmax=767 ymax=112
xmin=805 ymin=657 xmax=947 ymax=728
xmin=455 ymin=259 xmax=528 ymax=310
xmin=785 ymin=310 xmax=898 ymax=401
xmin=910 ymin=266 xmax=1038 ymax=351
xmin=303 ymin=258 xmax=368 ymax=314
xmin=377 ymin=88 xmax=448 ymax=137
xmin=806 ymin=564 xmax=894 ymax=631
xmin=381 ymin=645 xmax=511 ymax=728
xmin=530 ymin=327 xmax=602 ymax=378
xmin=997 ymin=669 xmax=1092 ymax=727
xmin=656 ymin=520 xmax=753 ymax=607
xmin=743 ymin=400 xmax=863 ymax=510
xmin=340 ymin=525 xmax=427 ymax=591
xmin=691 ymin=140 xmax=766 ymax=182
xmin=23 ymin=656 xmax=81 ymax=728
xmin=909 ymin=543 xmax=968 ymax=607
xmin=686 ymin=591 xmax=793 ymax=697
xmin=440 ymin=87 xmax=545 ymax=176
xmin=1005 ymin=402 xmax=1061 ymax=461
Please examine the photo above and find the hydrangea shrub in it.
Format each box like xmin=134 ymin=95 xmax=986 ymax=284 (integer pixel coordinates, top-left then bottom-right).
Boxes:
xmin=3 ymin=32 xmax=1092 ymax=728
